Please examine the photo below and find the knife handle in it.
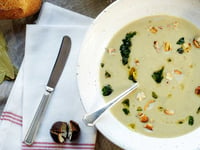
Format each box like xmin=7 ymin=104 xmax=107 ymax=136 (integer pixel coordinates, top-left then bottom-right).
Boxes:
xmin=24 ymin=86 xmax=54 ymax=145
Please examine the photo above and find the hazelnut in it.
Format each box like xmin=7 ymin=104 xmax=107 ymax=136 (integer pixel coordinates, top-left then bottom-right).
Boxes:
xmin=50 ymin=121 xmax=68 ymax=143
xmin=68 ymin=120 xmax=81 ymax=141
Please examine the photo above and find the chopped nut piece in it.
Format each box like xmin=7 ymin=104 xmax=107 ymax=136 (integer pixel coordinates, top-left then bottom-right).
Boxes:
xmin=149 ymin=26 xmax=158 ymax=33
xmin=129 ymin=67 xmax=137 ymax=82
xmin=195 ymin=86 xmax=200 ymax=96
xmin=193 ymin=36 xmax=200 ymax=48
xmin=144 ymin=100 xmax=155 ymax=111
xmin=167 ymin=21 xmax=179 ymax=29
xmin=140 ymin=114 xmax=149 ymax=123
xmin=174 ymin=69 xmax=182 ymax=75
xmin=193 ymin=40 xmax=200 ymax=48
xmin=134 ymin=59 xmax=140 ymax=66
xmin=153 ymin=41 xmax=160 ymax=52
xmin=137 ymin=112 xmax=144 ymax=117
xmin=164 ymin=109 xmax=175 ymax=115
xmin=163 ymin=42 xmax=172 ymax=51
xmin=106 ymin=48 xmax=116 ymax=55
xmin=166 ymin=72 xmax=173 ymax=80
xmin=173 ymin=21 xmax=179 ymax=28
xmin=144 ymin=123 xmax=153 ymax=131
xmin=182 ymin=43 xmax=192 ymax=52
xmin=136 ymin=92 xmax=146 ymax=101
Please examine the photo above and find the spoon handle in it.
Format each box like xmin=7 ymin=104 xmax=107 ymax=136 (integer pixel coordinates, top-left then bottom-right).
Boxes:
xmin=83 ymin=83 xmax=138 ymax=126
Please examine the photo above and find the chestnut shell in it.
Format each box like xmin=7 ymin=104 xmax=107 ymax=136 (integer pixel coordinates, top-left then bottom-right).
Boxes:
xmin=50 ymin=121 xmax=68 ymax=143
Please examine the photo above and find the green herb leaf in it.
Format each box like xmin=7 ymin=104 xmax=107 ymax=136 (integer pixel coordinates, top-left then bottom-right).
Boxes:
xmin=122 ymin=57 xmax=129 ymax=65
xmin=122 ymin=108 xmax=130 ymax=115
xmin=196 ymin=106 xmax=200 ymax=114
xmin=188 ymin=115 xmax=194 ymax=126
xmin=152 ymin=91 xmax=158 ymax=99
xmin=177 ymin=120 xmax=185 ymax=124
xmin=158 ymin=106 xmax=164 ymax=112
xmin=120 ymin=31 xmax=137 ymax=65
xmin=136 ymin=106 xmax=143 ymax=111
xmin=126 ymin=32 xmax=137 ymax=39
xmin=122 ymin=99 xmax=130 ymax=107
xmin=102 ymin=84 xmax=113 ymax=96
xmin=167 ymin=58 xmax=172 ymax=62
xmin=129 ymin=123 xmax=135 ymax=129
xmin=176 ymin=37 xmax=185 ymax=45
xmin=100 ymin=63 xmax=104 ymax=68
xmin=152 ymin=67 xmax=164 ymax=83
xmin=177 ymin=47 xmax=184 ymax=54
xmin=105 ymin=71 xmax=111 ymax=78
xmin=128 ymin=74 xmax=137 ymax=83
xmin=122 ymin=39 xmax=131 ymax=47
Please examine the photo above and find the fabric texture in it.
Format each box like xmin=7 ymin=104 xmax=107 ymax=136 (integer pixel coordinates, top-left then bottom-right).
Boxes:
xmin=0 ymin=2 xmax=96 ymax=150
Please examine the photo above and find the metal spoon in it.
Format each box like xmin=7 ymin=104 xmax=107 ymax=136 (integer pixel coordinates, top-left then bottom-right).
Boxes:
xmin=83 ymin=82 xmax=138 ymax=126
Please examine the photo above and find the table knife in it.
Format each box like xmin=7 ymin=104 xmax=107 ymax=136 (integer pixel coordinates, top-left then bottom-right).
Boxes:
xmin=24 ymin=35 xmax=71 ymax=145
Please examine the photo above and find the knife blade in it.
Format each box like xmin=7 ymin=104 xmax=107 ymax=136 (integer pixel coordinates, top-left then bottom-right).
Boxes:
xmin=24 ymin=35 xmax=71 ymax=145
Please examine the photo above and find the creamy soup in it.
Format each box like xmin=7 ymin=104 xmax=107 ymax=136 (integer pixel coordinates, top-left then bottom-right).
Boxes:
xmin=100 ymin=15 xmax=200 ymax=137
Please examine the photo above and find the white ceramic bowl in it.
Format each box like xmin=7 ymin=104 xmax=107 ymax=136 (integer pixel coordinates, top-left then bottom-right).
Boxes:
xmin=77 ymin=0 xmax=200 ymax=149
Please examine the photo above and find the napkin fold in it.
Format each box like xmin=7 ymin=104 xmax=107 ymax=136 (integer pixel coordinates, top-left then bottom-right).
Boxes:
xmin=0 ymin=2 xmax=96 ymax=150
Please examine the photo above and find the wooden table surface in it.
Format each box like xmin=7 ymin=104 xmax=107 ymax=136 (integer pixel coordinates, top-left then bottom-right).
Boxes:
xmin=0 ymin=0 xmax=123 ymax=149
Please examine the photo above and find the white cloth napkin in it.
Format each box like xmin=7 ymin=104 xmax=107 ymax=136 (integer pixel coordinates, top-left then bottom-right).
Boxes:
xmin=0 ymin=2 xmax=96 ymax=150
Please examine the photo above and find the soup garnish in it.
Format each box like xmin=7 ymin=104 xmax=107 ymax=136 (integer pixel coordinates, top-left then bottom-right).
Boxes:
xmin=100 ymin=15 xmax=200 ymax=137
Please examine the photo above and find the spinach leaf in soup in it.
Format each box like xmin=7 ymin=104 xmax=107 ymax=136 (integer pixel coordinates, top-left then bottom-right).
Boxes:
xmin=102 ymin=84 xmax=113 ymax=96
xmin=120 ymin=31 xmax=137 ymax=65
xmin=188 ymin=116 xmax=194 ymax=126
xmin=152 ymin=66 xmax=164 ymax=83
xmin=176 ymin=37 xmax=185 ymax=45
